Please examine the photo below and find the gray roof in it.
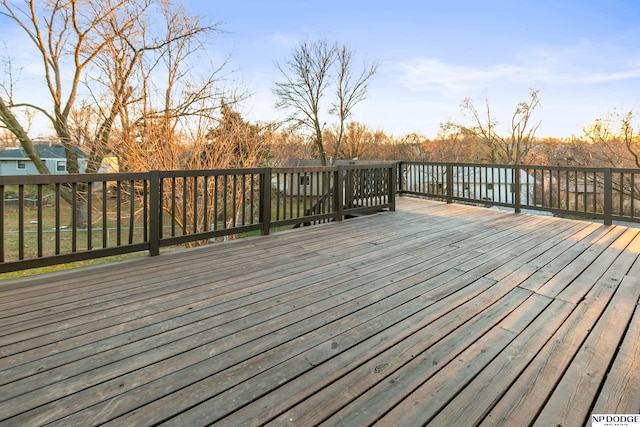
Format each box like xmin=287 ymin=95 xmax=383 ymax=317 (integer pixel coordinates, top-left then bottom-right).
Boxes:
xmin=0 ymin=144 xmax=87 ymax=160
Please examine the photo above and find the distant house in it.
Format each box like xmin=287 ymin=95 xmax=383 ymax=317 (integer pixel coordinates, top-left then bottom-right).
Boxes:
xmin=557 ymin=175 xmax=603 ymax=211
xmin=274 ymin=159 xmax=357 ymax=197
xmin=454 ymin=166 xmax=536 ymax=205
xmin=0 ymin=144 xmax=88 ymax=175
xmin=406 ymin=164 xmax=536 ymax=205
xmin=558 ymin=176 xmax=600 ymax=195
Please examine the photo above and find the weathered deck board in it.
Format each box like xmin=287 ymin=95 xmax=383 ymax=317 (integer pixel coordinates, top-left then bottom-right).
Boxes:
xmin=1 ymin=197 xmax=639 ymax=427
xmin=592 ymin=274 xmax=640 ymax=414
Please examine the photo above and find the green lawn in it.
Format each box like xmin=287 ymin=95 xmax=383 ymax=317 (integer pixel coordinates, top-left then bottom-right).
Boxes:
xmin=1 ymin=192 xmax=327 ymax=279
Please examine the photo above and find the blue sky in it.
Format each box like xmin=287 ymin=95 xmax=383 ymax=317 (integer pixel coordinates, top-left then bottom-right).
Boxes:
xmin=183 ymin=0 xmax=640 ymax=138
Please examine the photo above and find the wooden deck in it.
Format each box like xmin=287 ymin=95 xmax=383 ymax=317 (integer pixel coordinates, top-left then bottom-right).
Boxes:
xmin=1 ymin=197 xmax=639 ymax=427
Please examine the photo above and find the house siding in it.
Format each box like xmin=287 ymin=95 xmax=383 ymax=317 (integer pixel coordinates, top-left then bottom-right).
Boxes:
xmin=0 ymin=145 xmax=87 ymax=175
xmin=407 ymin=165 xmax=536 ymax=205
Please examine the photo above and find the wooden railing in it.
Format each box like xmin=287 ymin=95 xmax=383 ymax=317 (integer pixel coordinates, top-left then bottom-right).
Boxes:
xmin=10 ymin=160 xmax=637 ymax=274
xmin=0 ymin=163 xmax=396 ymax=273
xmin=397 ymin=162 xmax=640 ymax=225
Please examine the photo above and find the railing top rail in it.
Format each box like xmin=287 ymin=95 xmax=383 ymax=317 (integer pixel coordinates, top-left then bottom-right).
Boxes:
xmin=400 ymin=161 xmax=518 ymax=169
xmin=157 ymin=167 xmax=269 ymax=178
xmin=593 ymin=167 xmax=640 ymax=174
xmin=273 ymin=166 xmax=337 ymax=173
xmin=398 ymin=161 xmax=640 ymax=174
xmin=0 ymin=172 xmax=149 ymax=185
xmin=274 ymin=163 xmax=395 ymax=173
xmin=519 ymin=165 xmax=610 ymax=172
xmin=339 ymin=162 xmax=396 ymax=170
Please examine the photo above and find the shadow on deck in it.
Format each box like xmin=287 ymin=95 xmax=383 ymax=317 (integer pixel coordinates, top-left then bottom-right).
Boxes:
xmin=1 ymin=197 xmax=639 ymax=426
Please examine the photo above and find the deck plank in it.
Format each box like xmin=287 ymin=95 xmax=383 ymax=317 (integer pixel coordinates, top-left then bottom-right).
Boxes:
xmin=380 ymin=292 xmax=567 ymax=427
xmin=220 ymin=276 xmax=501 ymax=427
xmin=480 ymin=247 xmax=640 ymax=426
xmin=1 ymin=197 xmax=639 ymax=427
xmin=427 ymin=297 xmax=575 ymax=426
xmin=94 ymin=224 xmax=536 ymax=427
xmin=315 ymin=287 xmax=534 ymax=427
xmin=591 ymin=277 xmax=640 ymax=415
xmin=534 ymin=273 xmax=640 ymax=426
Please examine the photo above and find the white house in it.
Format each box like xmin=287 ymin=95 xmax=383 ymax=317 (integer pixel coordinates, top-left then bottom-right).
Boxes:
xmin=405 ymin=164 xmax=536 ymax=205
xmin=273 ymin=159 xmax=356 ymax=197
xmin=454 ymin=166 xmax=536 ymax=205
xmin=0 ymin=144 xmax=88 ymax=175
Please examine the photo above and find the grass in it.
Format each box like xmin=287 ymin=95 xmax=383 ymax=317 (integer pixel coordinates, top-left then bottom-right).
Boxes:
xmin=2 ymin=195 xmax=148 ymax=262
xmin=1 ymin=187 xmax=151 ymax=280
xmin=1 ymin=192 xmax=327 ymax=279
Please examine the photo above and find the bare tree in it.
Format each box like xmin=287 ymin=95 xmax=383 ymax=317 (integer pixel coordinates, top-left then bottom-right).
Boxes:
xmin=109 ymin=2 xmax=227 ymax=172
xmin=1 ymin=0 xmax=144 ymax=227
xmin=273 ymin=38 xmax=378 ymax=166
xmin=1 ymin=0 xmax=137 ymax=174
xmin=581 ymin=114 xmax=625 ymax=167
xmin=582 ymin=110 xmax=639 ymax=167
xmin=0 ymin=0 xmax=224 ymax=168
xmin=265 ymin=130 xmax=313 ymax=166
xmin=323 ymin=121 xmax=387 ymax=160
xmin=430 ymin=122 xmax=485 ymax=162
xmin=450 ymin=89 xmax=542 ymax=165
xmin=0 ymin=0 xmax=226 ymax=227
xmin=578 ymin=111 xmax=640 ymax=215
xmin=620 ymin=110 xmax=639 ymax=168
xmin=579 ymin=110 xmax=640 ymax=169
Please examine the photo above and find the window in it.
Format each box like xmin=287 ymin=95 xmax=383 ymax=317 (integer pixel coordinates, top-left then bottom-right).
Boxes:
xmin=486 ymin=183 xmax=493 ymax=190
xmin=56 ymin=160 xmax=66 ymax=172
xmin=17 ymin=160 xmax=26 ymax=170
xmin=299 ymin=175 xmax=310 ymax=185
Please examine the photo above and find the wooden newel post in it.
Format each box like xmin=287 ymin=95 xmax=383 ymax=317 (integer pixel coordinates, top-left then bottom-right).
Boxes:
xmin=446 ymin=163 xmax=454 ymax=204
xmin=514 ymin=165 xmax=522 ymax=214
xmin=389 ymin=163 xmax=397 ymax=211
xmin=603 ymin=168 xmax=613 ymax=226
xmin=335 ymin=167 xmax=344 ymax=221
xmin=261 ymin=168 xmax=272 ymax=235
xmin=149 ymin=170 xmax=160 ymax=257
xmin=396 ymin=161 xmax=404 ymax=195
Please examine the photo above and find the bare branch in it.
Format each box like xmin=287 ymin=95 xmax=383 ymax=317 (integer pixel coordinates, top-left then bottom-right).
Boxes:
xmin=274 ymin=38 xmax=376 ymax=165
xmin=452 ymin=89 xmax=541 ymax=164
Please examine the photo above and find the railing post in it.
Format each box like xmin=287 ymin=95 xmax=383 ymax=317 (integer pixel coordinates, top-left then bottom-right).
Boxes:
xmin=345 ymin=166 xmax=354 ymax=209
xmin=261 ymin=168 xmax=272 ymax=235
xmin=389 ymin=163 xmax=397 ymax=211
xmin=334 ymin=167 xmax=344 ymax=221
xmin=446 ymin=163 xmax=454 ymax=203
xmin=604 ymin=168 xmax=613 ymax=226
xmin=396 ymin=161 xmax=404 ymax=196
xmin=149 ymin=170 xmax=160 ymax=256
xmin=514 ymin=164 xmax=522 ymax=214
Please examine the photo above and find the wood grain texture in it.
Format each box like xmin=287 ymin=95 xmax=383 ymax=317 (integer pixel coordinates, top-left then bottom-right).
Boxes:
xmin=1 ymin=197 xmax=638 ymax=427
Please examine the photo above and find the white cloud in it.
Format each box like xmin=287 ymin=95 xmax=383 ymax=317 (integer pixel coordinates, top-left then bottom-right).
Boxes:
xmin=577 ymin=68 xmax=640 ymax=84
xmin=393 ymin=58 xmax=526 ymax=94
xmin=511 ymin=41 xmax=640 ymax=85
xmin=393 ymin=40 xmax=640 ymax=98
